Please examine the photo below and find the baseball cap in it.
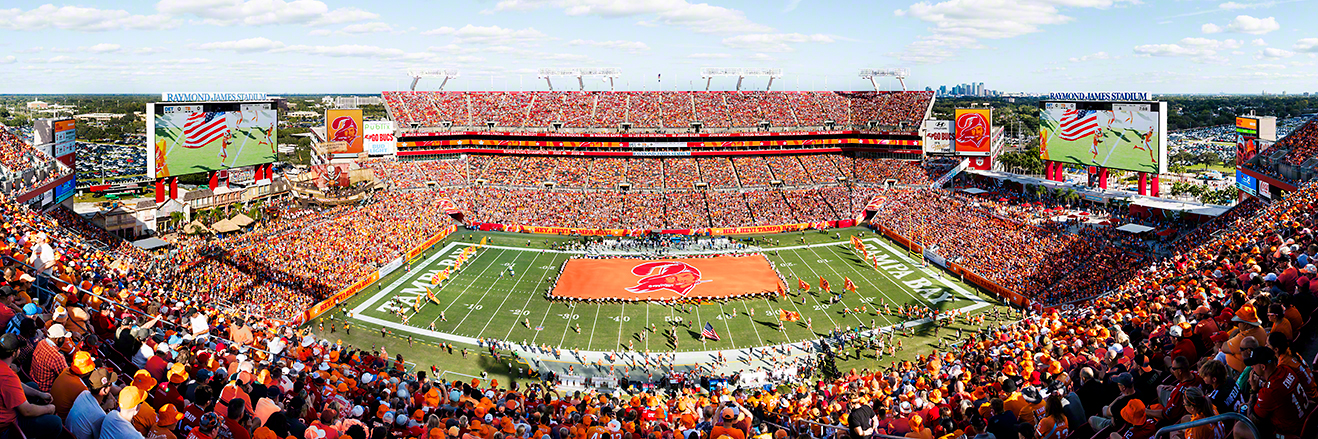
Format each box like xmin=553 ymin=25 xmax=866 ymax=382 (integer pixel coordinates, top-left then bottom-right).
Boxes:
xmin=47 ymin=324 xmax=70 ymax=339
xmin=89 ymin=368 xmax=118 ymax=391
xmin=1244 ymin=346 xmax=1277 ymax=366
xmin=1112 ymin=372 xmax=1134 ymax=387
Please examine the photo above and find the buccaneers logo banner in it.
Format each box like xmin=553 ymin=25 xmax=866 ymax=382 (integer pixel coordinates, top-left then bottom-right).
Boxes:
xmin=954 ymin=108 xmax=992 ymax=154
xmin=552 ymin=255 xmax=784 ymax=301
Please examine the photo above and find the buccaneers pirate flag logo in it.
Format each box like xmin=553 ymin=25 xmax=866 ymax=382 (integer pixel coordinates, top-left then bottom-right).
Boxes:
xmin=626 ymin=261 xmax=711 ymax=297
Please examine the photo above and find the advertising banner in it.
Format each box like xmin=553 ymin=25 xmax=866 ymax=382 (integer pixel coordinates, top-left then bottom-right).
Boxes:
xmin=923 ymin=120 xmax=952 ymax=154
xmin=1236 ymin=169 xmax=1258 ymax=195
xmin=52 ymin=119 xmax=75 ymax=167
xmin=966 ymin=155 xmax=992 ymax=171
xmin=326 ymin=109 xmax=364 ymax=154
xmin=364 ymin=121 xmax=396 ymax=155
xmin=53 ymin=178 xmax=75 ymax=204
xmin=1235 ymin=116 xmax=1259 ymax=167
xmin=954 ymin=109 xmax=992 ymax=156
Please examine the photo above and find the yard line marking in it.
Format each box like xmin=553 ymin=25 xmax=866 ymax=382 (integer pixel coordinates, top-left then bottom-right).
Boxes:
xmin=615 ymin=302 xmax=627 ymax=351
xmin=795 ymin=246 xmax=871 ymax=328
xmin=427 ymin=248 xmax=509 ymax=328
xmin=587 ymin=303 xmax=602 ymax=350
xmin=717 ymin=302 xmax=736 ymax=349
xmin=768 ymin=251 xmax=839 ymax=328
xmin=479 ymin=252 xmax=548 ymax=340
xmin=453 ymin=250 xmax=526 ymax=328
xmin=529 ymin=255 xmax=567 ymax=344
xmin=736 ymin=299 xmax=764 ymax=345
xmin=815 ymin=245 xmax=900 ymax=328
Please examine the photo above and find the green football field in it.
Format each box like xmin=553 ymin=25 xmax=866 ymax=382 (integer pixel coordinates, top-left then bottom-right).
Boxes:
xmin=1041 ymin=116 xmax=1161 ymax=174
xmin=300 ymin=229 xmax=1015 ymax=384
xmin=154 ymin=122 xmax=276 ymax=177
xmin=349 ymin=229 xmax=995 ymax=353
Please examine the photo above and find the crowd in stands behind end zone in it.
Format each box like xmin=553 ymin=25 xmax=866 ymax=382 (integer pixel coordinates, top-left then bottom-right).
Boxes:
xmin=381 ymin=91 xmax=933 ymax=131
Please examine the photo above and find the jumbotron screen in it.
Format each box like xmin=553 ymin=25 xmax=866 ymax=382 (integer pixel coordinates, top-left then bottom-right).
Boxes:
xmin=1039 ymin=101 xmax=1167 ymax=174
xmin=146 ymin=101 xmax=277 ymax=178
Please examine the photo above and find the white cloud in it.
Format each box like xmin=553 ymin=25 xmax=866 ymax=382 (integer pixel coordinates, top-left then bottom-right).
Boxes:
xmin=278 ymin=44 xmax=424 ymax=59
xmin=687 ymin=53 xmax=732 ymax=59
xmin=721 ymin=33 xmax=835 ymax=52
xmin=194 ymin=37 xmax=287 ymax=52
xmin=891 ymin=0 xmax=1138 ymax=64
xmin=132 ymin=47 xmax=170 ymax=55
xmin=1257 ymin=47 xmax=1294 ymax=58
xmin=309 ymin=29 xmax=331 ymax=36
xmin=84 ymin=43 xmax=123 ymax=53
xmin=1202 ymin=15 xmax=1280 ymax=35
xmin=155 ymin=0 xmax=378 ymax=26
xmin=1244 ymin=63 xmax=1286 ymax=69
xmin=1295 ymin=38 xmax=1318 ymax=53
xmin=1252 ymin=38 xmax=1267 ymax=46
xmin=0 ymin=4 xmax=176 ymax=31
xmin=422 ymin=25 xmax=549 ymax=45
xmin=1218 ymin=1 xmax=1281 ymax=10
xmin=0 ymin=56 xmax=14 ymax=64
xmin=486 ymin=0 xmax=773 ymax=34
xmin=338 ymin=22 xmax=392 ymax=34
xmin=1133 ymin=38 xmax=1241 ymax=63
xmin=27 ymin=56 xmax=92 ymax=64
xmin=1069 ymin=51 xmax=1112 ymax=62
xmin=784 ymin=0 xmax=803 ymax=13
xmin=568 ymin=39 xmax=650 ymax=53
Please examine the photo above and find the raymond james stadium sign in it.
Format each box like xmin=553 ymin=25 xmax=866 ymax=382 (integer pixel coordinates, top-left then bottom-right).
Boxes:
xmin=161 ymin=92 xmax=268 ymax=102
xmin=1048 ymin=92 xmax=1151 ymax=101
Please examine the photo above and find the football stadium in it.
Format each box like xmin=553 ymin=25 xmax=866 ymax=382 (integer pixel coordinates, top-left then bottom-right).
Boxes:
xmin=1 ymin=3 xmax=1317 ymax=439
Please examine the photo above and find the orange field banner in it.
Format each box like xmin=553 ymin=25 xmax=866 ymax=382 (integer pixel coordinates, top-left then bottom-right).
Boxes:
xmin=709 ymin=223 xmax=811 ymax=235
xmin=551 ymin=255 xmax=785 ymax=301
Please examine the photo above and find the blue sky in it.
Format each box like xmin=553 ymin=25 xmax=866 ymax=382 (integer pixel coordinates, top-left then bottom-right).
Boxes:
xmin=0 ymin=0 xmax=1314 ymax=94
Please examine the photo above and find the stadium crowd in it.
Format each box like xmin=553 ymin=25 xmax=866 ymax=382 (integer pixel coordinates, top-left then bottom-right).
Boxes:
xmin=381 ymin=91 xmax=933 ymax=132
xmin=0 ymin=171 xmax=1308 ymax=439
xmin=0 ymin=125 xmax=1308 ymax=439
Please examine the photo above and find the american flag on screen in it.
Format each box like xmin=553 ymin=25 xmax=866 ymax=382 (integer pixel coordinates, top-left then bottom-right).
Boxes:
xmin=183 ymin=112 xmax=232 ymax=148
xmin=1058 ymin=109 xmax=1099 ymax=141
xmin=701 ymin=322 xmax=720 ymax=341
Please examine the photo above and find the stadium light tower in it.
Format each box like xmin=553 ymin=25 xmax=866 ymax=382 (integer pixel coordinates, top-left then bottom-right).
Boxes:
xmin=859 ymin=68 xmax=910 ymax=91
xmin=538 ymin=68 xmax=622 ymax=91
xmin=700 ymin=68 xmax=783 ymax=91
xmin=406 ymin=68 xmax=460 ymax=91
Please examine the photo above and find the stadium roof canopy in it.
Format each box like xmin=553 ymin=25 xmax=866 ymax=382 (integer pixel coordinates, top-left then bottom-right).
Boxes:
xmin=131 ymin=237 xmax=171 ymax=250
xmin=1115 ymin=224 xmax=1155 ymax=234
xmin=1130 ymin=198 xmax=1230 ymax=217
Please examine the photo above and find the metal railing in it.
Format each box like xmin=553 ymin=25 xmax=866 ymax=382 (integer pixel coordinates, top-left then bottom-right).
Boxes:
xmin=1153 ymin=413 xmax=1254 ymax=439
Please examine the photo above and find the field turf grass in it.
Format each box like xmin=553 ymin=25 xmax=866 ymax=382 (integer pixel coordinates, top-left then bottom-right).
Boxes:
xmin=302 ymin=228 xmax=1014 ymax=386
